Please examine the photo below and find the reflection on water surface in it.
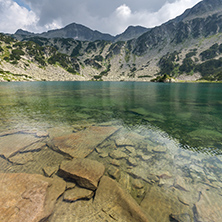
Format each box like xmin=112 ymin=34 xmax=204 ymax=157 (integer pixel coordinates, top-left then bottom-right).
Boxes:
xmin=0 ymin=81 xmax=222 ymax=221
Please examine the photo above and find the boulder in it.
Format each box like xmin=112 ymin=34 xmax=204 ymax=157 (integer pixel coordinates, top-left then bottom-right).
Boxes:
xmin=51 ymin=126 xmax=119 ymax=158
xmin=0 ymin=173 xmax=66 ymax=222
xmin=59 ymin=158 xmax=105 ymax=190
xmin=0 ymin=134 xmax=40 ymax=159
xmin=94 ymin=176 xmax=153 ymax=222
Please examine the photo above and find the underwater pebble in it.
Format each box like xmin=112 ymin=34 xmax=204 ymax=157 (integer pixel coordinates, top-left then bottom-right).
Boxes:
xmin=152 ymin=145 xmax=167 ymax=153
xmin=107 ymin=166 xmax=121 ymax=180
xmin=110 ymin=159 xmax=121 ymax=167
xmin=132 ymin=179 xmax=144 ymax=189
xmin=109 ymin=150 xmax=128 ymax=159
xmin=127 ymin=157 xmax=138 ymax=166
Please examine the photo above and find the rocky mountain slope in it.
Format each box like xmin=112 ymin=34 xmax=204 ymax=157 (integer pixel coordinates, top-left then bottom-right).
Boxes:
xmin=1 ymin=0 xmax=222 ymax=82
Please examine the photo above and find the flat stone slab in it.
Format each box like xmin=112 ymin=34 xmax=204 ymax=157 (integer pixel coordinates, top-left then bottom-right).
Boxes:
xmin=140 ymin=185 xmax=192 ymax=222
xmin=94 ymin=176 xmax=153 ymax=222
xmin=9 ymin=152 xmax=34 ymax=165
xmin=195 ymin=190 xmax=222 ymax=222
xmin=0 ymin=173 xmax=66 ymax=222
xmin=51 ymin=126 xmax=120 ymax=158
xmin=0 ymin=134 xmax=40 ymax=159
xmin=59 ymin=158 xmax=105 ymax=190
xmin=63 ymin=187 xmax=94 ymax=202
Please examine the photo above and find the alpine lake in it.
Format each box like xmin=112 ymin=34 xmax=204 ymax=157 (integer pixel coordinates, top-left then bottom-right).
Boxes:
xmin=0 ymin=81 xmax=222 ymax=222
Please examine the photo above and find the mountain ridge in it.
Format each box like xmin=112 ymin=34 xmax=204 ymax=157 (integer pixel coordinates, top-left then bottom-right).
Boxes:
xmin=14 ymin=23 xmax=149 ymax=42
xmin=2 ymin=0 xmax=222 ymax=82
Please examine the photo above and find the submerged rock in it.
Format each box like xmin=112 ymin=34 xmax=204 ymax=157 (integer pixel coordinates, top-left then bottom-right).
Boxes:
xmin=63 ymin=187 xmax=94 ymax=202
xmin=140 ymin=185 xmax=192 ymax=222
xmin=0 ymin=134 xmax=40 ymax=159
xmin=0 ymin=173 xmax=66 ymax=222
xmin=9 ymin=152 xmax=34 ymax=165
xmin=107 ymin=165 xmax=121 ymax=180
xmin=115 ymin=137 xmax=134 ymax=147
xmin=109 ymin=149 xmax=128 ymax=159
xmin=194 ymin=190 xmax=222 ymax=222
xmin=127 ymin=157 xmax=138 ymax=166
xmin=51 ymin=126 xmax=120 ymax=158
xmin=59 ymin=158 xmax=105 ymax=190
xmin=42 ymin=165 xmax=59 ymax=177
xmin=152 ymin=145 xmax=167 ymax=153
xmin=94 ymin=176 xmax=153 ymax=222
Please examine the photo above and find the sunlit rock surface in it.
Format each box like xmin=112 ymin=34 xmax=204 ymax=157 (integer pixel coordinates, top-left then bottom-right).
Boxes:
xmin=59 ymin=158 xmax=105 ymax=190
xmin=0 ymin=173 xmax=66 ymax=222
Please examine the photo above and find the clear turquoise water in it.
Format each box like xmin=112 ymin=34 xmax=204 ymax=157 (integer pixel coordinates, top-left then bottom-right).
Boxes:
xmin=1 ymin=81 xmax=222 ymax=221
xmin=1 ymin=81 xmax=222 ymax=155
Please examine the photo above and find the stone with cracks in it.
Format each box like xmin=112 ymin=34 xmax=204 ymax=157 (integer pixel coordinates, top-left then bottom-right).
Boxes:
xmin=0 ymin=134 xmax=40 ymax=159
xmin=94 ymin=176 xmax=153 ymax=222
xmin=59 ymin=158 xmax=105 ymax=190
xmin=0 ymin=173 xmax=66 ymax=222
xmin=51 ymin=126 xmax=120 ymax=158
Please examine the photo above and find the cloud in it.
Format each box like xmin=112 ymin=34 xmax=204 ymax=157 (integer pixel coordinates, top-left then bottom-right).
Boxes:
xmin=0 ymin=0 xmax=37 ymax=33
xmin=0 ymin=0 xmax=201 ymax=35
xmin=104 ymin=0 xmax=201 ymax=35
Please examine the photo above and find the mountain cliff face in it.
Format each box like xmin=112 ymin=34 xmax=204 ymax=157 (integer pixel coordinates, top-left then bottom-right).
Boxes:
xmin=2 ymin=0 xmax=222 ymax=82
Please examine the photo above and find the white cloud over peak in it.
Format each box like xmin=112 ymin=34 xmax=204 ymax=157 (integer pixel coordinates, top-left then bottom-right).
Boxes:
xmin=0 ymin=0 xmax=201 ymax=35
xmin=0 ymin=0 xmax=37 ymax=33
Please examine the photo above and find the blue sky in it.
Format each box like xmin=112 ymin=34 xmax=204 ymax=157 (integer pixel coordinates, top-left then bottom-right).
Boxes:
xmin=14 ymin=0 xmax=30 ymax=10
xmin=0 ymin=0 xmax=201 ymax=34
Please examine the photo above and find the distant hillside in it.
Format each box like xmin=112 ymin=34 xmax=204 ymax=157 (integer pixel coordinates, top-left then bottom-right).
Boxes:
xmin=2 ymin=0 xmax=222 ymax=82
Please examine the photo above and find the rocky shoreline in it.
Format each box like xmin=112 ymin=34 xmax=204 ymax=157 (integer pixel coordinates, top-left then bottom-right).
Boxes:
xmin=0 ymin=123 xmax=222 ymax=221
